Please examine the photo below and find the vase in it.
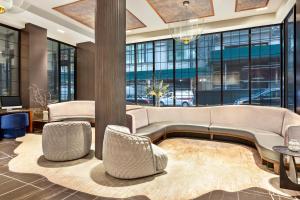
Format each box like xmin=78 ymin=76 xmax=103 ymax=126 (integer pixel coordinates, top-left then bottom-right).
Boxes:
xmin=43 ymin=110 xmax=49 ymax=121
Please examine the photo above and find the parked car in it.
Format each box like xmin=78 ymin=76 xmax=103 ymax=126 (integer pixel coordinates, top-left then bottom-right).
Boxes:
xmin=126 ymin=96 xmax=151 ymax=105
xmin=234 ymin=88 xmax=281 ymax=106
xmin=160 ymin=91 xmax=194 ymax=107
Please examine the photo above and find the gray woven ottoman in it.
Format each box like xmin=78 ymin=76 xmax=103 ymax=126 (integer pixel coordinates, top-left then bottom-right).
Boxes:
xmin=42 ymin=121 xmax=92 ymax=161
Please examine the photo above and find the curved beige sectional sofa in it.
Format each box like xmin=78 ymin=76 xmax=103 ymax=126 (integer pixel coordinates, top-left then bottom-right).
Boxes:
xmin=126 ymin=105 xmax=300 ymax=172
xmin=47 ymin=101 xmax=300 ymax=173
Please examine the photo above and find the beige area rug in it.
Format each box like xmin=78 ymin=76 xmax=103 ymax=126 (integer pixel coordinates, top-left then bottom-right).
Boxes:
xmin=9 ymin=131 xmax=300 ymax=200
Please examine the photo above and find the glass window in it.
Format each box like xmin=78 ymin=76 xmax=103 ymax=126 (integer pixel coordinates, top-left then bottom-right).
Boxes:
xmin=47 ymin=40 xmax=59 ymax=102
xmin=251 ymin=26 xmax=281 ymax=106
xmin=285 ymin=10 xmax=295 ymax=110
xmin=0 ymin=26 xmax=19 ymax=96
xmin=154 ymin=39 xmax=174 ymax=107
xmin=197 ymin=33 xmax=221 ymax=106
xmin=175 ymin=40 xmax=196 ymax=107
xmin=126 ymin=44 xmax=136 ymax=104
xmin=222 ymin=30 xmax=250 ymax=105
xmin=47 ymin=40 xmax=76 ymax=102
xmin=136 ymin=42 xmax=153 ymax=105
xmin=60 ymin=44 xmax=75 ymax=102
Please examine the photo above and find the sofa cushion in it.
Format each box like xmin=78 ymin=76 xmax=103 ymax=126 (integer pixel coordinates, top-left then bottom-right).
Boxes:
xmin=166 ymin=122 xmax=210 ymax=133
xmin=210 ymin=124 xmax=256 ymax=141
xmin=127 ymin=108 xmax=149 ymax=129
xmin=211 ymin=105 xmax=285 ymax=135
xmin=136 ymin=122 xmax=171 ymax=141
xmin=146 ymin=107 xmax=211 ymax=125
xmin=254 ymin=132 xmax=284 ymax=162
xmin=210 ymin=123 xmax=283 ymax=162
xmin=282 ymin=110 xmax=300 ymax=137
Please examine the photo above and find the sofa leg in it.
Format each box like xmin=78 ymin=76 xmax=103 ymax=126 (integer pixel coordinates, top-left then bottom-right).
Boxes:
xmin=274 ymin=162 xmax=280 ymax=174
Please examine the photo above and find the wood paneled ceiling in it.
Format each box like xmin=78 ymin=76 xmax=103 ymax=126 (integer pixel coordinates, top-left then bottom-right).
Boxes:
xmin=236 ymin=0 xmax=269 ymax=12
xmin=146 ymin=0 xmax=214 ymax=24
xmin=53 ymin=0 xmax=146 ymax=30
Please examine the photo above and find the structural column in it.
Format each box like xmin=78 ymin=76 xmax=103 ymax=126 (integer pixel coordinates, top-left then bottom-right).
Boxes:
xmin=95 ymin=0 xmax=126 ymax=159
xmin=76 ymin=42 xmax=95 ymax=100
xmin=20 ymin=23 xmax=48 ymax=108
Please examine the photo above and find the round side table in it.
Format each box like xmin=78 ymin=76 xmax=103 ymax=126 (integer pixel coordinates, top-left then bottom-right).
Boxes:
xmin=273 ymin=146 xmax=300 ymax=191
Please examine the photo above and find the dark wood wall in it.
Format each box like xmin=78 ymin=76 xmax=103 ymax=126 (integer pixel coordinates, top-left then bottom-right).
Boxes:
xmin=20 ymin=24 xmax=48 ymax=108
xmin=76 ymin=42 xmax=95 ymax=100
xmin=95 ymin=0 xmax=126 ymax=159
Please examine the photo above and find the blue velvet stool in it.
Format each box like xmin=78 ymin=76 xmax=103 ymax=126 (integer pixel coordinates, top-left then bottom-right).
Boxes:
xmin=0 ymin=113 xmax=27 ymax=139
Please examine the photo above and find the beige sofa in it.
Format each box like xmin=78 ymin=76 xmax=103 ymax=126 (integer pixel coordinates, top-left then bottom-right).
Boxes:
xmin=48 ymin=101 xmax=95 ymax=122
xmin=47 ymin=101 xmax=142 ymax=122
xmin=126 ymin=105 xmax=300 ymax=173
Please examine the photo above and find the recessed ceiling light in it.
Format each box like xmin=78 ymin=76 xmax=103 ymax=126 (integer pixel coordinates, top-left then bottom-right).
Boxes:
xmin=256 ymin=7 xmax=268 ymax=11
xmin=189 ymin=19 xmax=199 ymax=23
xmin=57 ymin=29 xmax=65 ymax=33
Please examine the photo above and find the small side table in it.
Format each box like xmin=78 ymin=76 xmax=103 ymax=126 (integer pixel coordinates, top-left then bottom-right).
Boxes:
xmin=273 ymin=146 xmax=300 ymax=191
xmin=32 ymin=120 xmax=48 ymax=133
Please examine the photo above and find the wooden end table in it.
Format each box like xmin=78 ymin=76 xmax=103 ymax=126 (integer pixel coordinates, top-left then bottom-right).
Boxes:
xmin=273 ymin=146 xmax=300 ymax=191
xmin=32 ymin=120 xmax=48 ymax=133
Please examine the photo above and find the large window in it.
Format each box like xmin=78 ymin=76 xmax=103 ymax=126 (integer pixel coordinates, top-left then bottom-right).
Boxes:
xmin=0 ymin=26 xmax=19 ymax=96
xmin=154 ymin=39 xmax=174 ymax=106
xmin=175 ymin=40 xmax=196 ymax=107
xmin=126 ymin=44 xmax=135 ymax=104
xmin=136 ymin=42 xmax=153 ymax=105
xmin=47 ymin=39 xmax=76 ymax=102
xmin=197 ymin=33 xmax=221 ymax=106
xmin=60 ymin=44 xmax=75 ymax=101
xmin=48 ymin=40 xmax=59 ymax=102
xmin=251 ymin=26 xmax=281 ymax=107
xmin=222 ymin=30 xmax=250 ymax=105
xmin=285 ymin=9 xmax=295 ymax=110
xmin=126 ymin=24 xmax=284 ymax=108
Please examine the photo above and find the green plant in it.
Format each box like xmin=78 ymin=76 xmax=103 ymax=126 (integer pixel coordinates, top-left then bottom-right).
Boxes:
xmin=146 ymin=80 xmax=169 ymax=107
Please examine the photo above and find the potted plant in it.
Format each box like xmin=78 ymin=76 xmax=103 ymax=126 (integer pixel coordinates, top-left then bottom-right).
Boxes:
xmin=29 ymin=84 xmax=52 ymax=121
xmin=146 ymin=80 xmax=169 ymax=107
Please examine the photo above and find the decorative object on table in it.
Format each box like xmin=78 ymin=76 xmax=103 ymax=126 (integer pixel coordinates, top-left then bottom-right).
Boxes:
xmin=42 ymin=121 xmax=92 ymax=161
xmin=273 ymin=146 xmax=300 ymax=191
xmin=288 ymin=139 xmax=300 ymax=152
xmin=168 ymin=0 xmax=205 ymax=44
xmin=146 ymin=80 xmax=169 ymax=107
xmin=0 ymin=113 xmax=27 ymax=139
xmin=103 ymin=125 xmax=168 ymax=179
xmin=29 ymin=84 xmax=52 ymax=121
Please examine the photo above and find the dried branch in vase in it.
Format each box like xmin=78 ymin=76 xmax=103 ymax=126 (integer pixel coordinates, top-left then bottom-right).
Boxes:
xmin=29 ymin=84 xmax=52 ymax=111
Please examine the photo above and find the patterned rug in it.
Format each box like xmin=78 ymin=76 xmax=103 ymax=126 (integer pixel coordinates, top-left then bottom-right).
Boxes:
xmin=8 ymin=132 xmax=300 ymax=200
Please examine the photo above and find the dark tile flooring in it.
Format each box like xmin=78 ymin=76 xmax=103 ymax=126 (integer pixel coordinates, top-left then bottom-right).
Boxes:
xmin=0 ymin=139 xmax=299 ymax=200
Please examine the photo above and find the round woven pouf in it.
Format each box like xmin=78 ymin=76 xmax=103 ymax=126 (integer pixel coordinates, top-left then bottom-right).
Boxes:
xmin=42 ymin=121 xmax=92 ymax=161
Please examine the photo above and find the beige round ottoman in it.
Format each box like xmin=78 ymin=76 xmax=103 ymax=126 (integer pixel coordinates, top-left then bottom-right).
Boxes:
xmin=42 ymin=121 xmax=92 ymax=161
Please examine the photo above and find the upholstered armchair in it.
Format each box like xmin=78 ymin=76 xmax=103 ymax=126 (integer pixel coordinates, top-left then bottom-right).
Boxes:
xmin=103 ymin=125 xmax=168 ymax=179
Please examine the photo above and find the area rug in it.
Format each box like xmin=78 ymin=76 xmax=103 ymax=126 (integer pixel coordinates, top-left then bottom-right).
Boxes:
xmin=8 ymin=132 xmax=300 ymax=200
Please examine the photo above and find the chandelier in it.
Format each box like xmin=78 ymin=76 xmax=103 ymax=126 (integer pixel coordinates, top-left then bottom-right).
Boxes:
xmin=0 ymin=0 xmax=12 ymax=14
xmin=168 ymin=0 xmax=205 ymax=45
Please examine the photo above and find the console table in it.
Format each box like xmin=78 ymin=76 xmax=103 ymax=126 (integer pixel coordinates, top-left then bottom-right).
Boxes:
xmin=0 ymin=109 xmax=33 ymax=133
xmin=273 ymin=146 xmax=300 ymax=191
